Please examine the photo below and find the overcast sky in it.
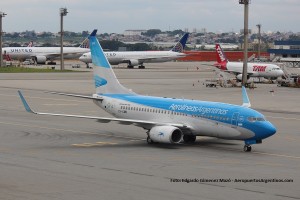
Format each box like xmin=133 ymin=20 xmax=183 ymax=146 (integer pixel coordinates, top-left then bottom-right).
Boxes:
xmin=1 ymin=0 xmax=299 ymax=34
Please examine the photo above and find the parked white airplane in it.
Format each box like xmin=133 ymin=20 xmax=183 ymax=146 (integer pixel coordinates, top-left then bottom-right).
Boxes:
xmin=2 ymin=37 xmax=90 ymax=64
xmin=18 ymin=30 xmax=277 ymax=152
xmin=79 ymin=33 xmax=189 ymax=68
xmin=215 ymin=44 xmax=284 ymax=80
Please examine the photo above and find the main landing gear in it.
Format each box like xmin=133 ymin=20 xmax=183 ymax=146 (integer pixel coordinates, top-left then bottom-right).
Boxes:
xmin=127 ymin=65 xmax=134 ymax=69
xmin=243 ymin=145 xmax=252 ymax=152
xmin=146 ymin=136 xmax=153 ymax=144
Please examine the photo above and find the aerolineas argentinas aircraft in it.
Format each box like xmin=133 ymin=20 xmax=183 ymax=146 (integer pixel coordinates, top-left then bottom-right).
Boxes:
xmin=79 ymin=33 xmax=189 ymax=68
xmin=18 ymin=30 xmax=276 ymax=152
xmin=2 ymin=37 xmax=90 ymax=64
xmin=215 ymin=44 xmax=284 ymax=80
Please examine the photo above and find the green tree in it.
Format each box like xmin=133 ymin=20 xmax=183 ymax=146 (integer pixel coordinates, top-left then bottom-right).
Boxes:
xmin=126 ymin=43 xmax=151 ymax=51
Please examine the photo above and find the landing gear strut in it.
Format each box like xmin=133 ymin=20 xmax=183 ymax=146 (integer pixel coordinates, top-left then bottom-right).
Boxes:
xmin=243 ymin=145 xmax=252 ymax=152
xmin=146 ymin=136 xmax=153 ymax=144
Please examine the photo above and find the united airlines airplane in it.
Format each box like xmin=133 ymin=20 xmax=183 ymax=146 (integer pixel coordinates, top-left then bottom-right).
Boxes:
xmin=2 ymin=37 xmax=90 ymax=64
xmin=215 ymin=44 xmax=284 ymax=80
xmin=79 ymin=33 xmax=189 ymax=68
xmin=18 ymin=30 xmax=277 ymax=152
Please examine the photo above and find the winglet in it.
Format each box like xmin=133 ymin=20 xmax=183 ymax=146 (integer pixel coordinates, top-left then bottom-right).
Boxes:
xmin=241 ymin=86 xmax=251 ymax=108
xmin=18 ymin=91 xmax=36 ymax=114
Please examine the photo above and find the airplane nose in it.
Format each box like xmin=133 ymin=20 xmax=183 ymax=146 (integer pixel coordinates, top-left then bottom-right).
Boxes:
xmin=279 ymin=70 xmax=285 ymax=76
xmin=263 ymin=122 xmax=277 ymax=138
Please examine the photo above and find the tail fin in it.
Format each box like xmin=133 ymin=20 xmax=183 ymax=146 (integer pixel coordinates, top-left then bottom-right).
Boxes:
xmin=171 ymin=33 xmax=189 ymax=52
xmin=214 ymin=44 xmax=228 ymax=70
xmin=216 ymin=44 xmax=228 ymax=63
xmin=89 ymin=29 xmax=135 ymax=95
xmin=27 ymin=41 xmax=33 ymax=47
xmin=79 ymin=35 xmax=90 ymax=49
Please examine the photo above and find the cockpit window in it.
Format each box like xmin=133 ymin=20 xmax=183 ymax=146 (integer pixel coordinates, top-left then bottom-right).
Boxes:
xmin=247 ymin=117 xmax=265 ymax=122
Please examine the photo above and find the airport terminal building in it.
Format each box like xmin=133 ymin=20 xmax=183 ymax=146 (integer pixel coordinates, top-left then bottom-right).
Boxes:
xmin=268 ymin=41 xmax=300 ymax=60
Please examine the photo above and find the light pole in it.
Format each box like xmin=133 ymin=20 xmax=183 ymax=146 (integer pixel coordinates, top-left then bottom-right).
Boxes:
xmin=60 ymin=8 xmax=68 ymax=70
xmin=0 ymin=12 xmax=7 ymax=67
xmin=256 ymin=24 xmax=261 ymax=60
xmin=239 ymin=0 xmax=250 ymax=86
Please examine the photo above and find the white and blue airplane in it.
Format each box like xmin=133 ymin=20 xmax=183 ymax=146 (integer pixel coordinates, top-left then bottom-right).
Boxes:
xmin=79 ymin=33 xmax=189 ymax=68
xmin=18 ymin=30 xmax=277 ymax=152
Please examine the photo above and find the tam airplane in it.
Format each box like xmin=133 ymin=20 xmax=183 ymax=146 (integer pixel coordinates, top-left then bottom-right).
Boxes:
xmin=18 ymin=30 xmax=277 ymax=152
xmin=215 ymin=44 xmax=284 ymax=80
xmin=2 ymin=37 xmax=90 ymax=64
xmin=79 ymin=33 xmax=189 ymax=68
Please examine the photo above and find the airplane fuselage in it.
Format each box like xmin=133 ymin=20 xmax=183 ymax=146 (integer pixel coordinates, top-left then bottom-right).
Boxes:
xmin=222 ymin=62 xmax=284 ymax=78
xmin=2 ymin=47 xmax=90 ymax=61
xmin=93 ymin=94 xmax=276 ymax=144
xmin=79 ymin=51 xmax=186 ymax=65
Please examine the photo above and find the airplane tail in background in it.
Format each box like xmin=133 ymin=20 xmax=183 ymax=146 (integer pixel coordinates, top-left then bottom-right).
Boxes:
xmin=79 ymin=36 xmax=90 ymax=49
xmin=215 ymin=44 xmax=228 ymax=70
xmin=171 ymin=33 xmax=189 ymax=53
xmin=89 ymin=29 xmax=135 ymax=95
xmin=27 ymin=41 xmax=33 ymax=47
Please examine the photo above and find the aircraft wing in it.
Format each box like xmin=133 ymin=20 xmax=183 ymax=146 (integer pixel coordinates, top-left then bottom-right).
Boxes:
xmin=45 ymin=91 xmax=103 ymax=100
xmin=18 ymin=91 xmax=190 ymax=129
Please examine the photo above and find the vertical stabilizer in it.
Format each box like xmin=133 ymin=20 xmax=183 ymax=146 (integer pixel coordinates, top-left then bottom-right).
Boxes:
xmin=216 ymin=44 xmax=228 ymax=63
xmin=27 ymin=41 xmax=34 ymax=47
xmin=241 ymin=86 xmax=251 ymax=108
xmin=215 ymin=44 xmax=228 ymax=70
xmin=89 ymin=29 xmax=135 ymax=95
xmin=171 ymin=33 xmax=189 ymax=52
xmin=79 ymin=37 xmax=90 ymax=49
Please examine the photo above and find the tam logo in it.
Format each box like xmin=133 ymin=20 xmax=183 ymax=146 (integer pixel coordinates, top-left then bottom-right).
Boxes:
xmin=216 ymin=46 xmax=226 ymax=62
xmin=253 ymin=65 xmax=267 ymax=72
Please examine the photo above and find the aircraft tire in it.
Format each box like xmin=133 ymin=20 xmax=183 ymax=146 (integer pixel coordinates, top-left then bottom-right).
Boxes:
xmin=127 ymin=65 xmax=134 ymax=69
xmin=243 ymin=145 xmax=252 ymax=152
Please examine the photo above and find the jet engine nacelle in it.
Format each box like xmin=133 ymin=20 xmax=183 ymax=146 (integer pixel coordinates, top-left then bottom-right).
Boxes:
xmin=236 ymin=74 xmax=253 ymax=83
xmin=236 ymin=74 xmax=243 ymax=80
xmin=128 ymin=59 xmax=139 ymax=66
xmin=236 ymin=74 xmax=251 ymax=81
xmin=149 ymin=126 xmax=183 ymax=144
xmin=34 ymin=56 xmax=47 ymax=64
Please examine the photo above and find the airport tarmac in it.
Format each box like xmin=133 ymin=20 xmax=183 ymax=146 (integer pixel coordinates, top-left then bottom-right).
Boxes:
xmin=0 ymin=62 xmax=299 ymax=200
